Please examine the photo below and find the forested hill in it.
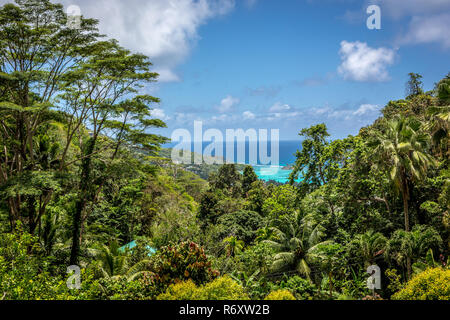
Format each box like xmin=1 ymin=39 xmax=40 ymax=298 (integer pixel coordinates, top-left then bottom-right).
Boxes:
xmin=0 ymin=0 xmax=448 ymax=301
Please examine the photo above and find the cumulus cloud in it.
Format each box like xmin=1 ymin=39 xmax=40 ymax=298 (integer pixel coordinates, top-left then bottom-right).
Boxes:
xmin=243 ymin=111 xmax=256 ymax=120
xmin=352 ymin=104 xmax=380 ymax=116
xmin=57 ymin=0 xmax=235 ymax=82
xmin=400 ymin=13 xmax=450 ymax=48
xmin=264 ymin=102 xmax=303 ymax=121
xmin=216 ymin=95 xmax=240 ymax=113
xmin=308 ymin=103 xmax=381 ymax=121
xmin=338 ymin=41 xmax=396 ymax=82
xmin=368 ymin=0 xmax=450 ymax=49
xmin=151 ymin=108 xmax=171 ymax=121
xmin=269 ymin=102 xmax=291 ymax=112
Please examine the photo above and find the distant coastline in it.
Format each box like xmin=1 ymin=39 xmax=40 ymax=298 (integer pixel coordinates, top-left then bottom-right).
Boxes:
xmin=163 ymin=140 xmax=301 ymax=184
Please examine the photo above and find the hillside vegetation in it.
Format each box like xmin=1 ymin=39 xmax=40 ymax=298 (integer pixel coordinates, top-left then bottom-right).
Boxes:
xmin=0 ymin=0 xmax=448 ymax=300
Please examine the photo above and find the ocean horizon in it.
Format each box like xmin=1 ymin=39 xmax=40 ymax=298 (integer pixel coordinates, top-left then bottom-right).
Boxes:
xmin=163 ymin=140 xmax=302 ymax=183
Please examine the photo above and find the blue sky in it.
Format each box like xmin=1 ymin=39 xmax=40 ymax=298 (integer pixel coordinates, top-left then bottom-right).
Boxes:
xmin=155 ymin=0 xmax=449 ymax=140
xmin=16 ymin=0 xmax=450 ymax=140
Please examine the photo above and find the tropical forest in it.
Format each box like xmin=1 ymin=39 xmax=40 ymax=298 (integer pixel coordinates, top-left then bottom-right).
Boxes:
xmin=0 ymin=0 xmax=449 ymax=301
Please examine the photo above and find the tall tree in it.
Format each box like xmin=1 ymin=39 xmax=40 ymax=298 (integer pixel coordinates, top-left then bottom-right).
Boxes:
xmin=263 ymin=211 xmax=327 ymax=279
xmin=386 ymin=225 xmax=442 ymax=279
xmin=426 ymin=75 xmax=450 ymax=157
xmin=223 ymin=236 xmax=244 ymax=257
xmin=351 ymin=230 xmax=387 ymax=266
xmin=208 ymin=164 xmax=242 ymax=197
xmin=289 ymin=124 xmax=351 ymax=195
xmin=435 ymin=73 xmax=450 ymax=105
xmin=406 ymin=72 xmax=424 ymax=98
xmin=0 ymin=0 xmax=99 ymax=232
xmin=242 ymin=165 xmax=258 ymax=196
xmin=63 ymin=40 xmax=167 ymax=265
xmin=369 ymin=116 xmax=436 ymax=277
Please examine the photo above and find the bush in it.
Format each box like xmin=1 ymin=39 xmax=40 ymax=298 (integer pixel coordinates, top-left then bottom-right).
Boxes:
xmin=94 ymin=277 xmax=153 ymax=300
xmin=157 ymin=276 xmax=249 ymax=300
xmin=392 ymin=268 xmax=450 ymax=300
xmin=0 ymin=227 xmax=102 ymax=300
xmin=195 ymin=276 xmax=249 ymax=300
xmin=264 ymin=289 xmax=296 ymax=300
xmin=269 ymin=276 xmax=316 ymax=300
xmin=146 ymin=241 xmax=219 ymax=294
xmin=157 ymin=280 xmax=198 ymax=300
xmin=216 ymin=210 xmax=264 ymax=244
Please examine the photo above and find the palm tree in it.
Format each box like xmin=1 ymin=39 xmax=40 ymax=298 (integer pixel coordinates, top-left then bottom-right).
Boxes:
xmin=93 ymin=241 xmax=128 ymax=279
xmin=436 ymin=73 xmax=450 ymax=105
xmin=370 ymin=116 xmax=436 ymax=278
xmin=263 ymin=211 xmax=327 ymax=280
xmin=223 ymin=236 xmax=244 ymax=257
xmin=426 ymin=74 xmax=450 ymax=156
xmin=370 ymin=117 xmax=436 ymax=232
xmin=412 ymin=249 xmax=448 ymax=275
xmin=92 ymin=241 xmax=155 ymax=281
xmin=255 ymin=226 xmax=276 ymax=242
xmin=308 ymin=241 xmax=344 ymax=297
xmin=425 ymin=105 xmax=449 ymax=157
xmin=353 ymin=230 xmax=387 ymax=266
xmin=385 ymin=225 xmax=442 ymax=279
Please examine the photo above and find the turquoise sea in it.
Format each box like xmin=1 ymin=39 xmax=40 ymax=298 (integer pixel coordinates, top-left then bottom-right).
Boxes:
xmin=250 ymin=165 xmax=293 ymax=183
xmin=164 ymin=140 xmax=301 ymax=184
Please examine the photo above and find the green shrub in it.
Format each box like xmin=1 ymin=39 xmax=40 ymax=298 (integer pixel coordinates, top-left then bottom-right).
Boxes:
xmin=94 ymin=277 xmax=155 ymax=300
xmin=269 ymin=276 xmax=316 ymax=300
xmin=146 ymin=241 xmax=219 ymax=294
xmin=156 ymin=280 xmax=198 ymax=300
xmin=195 ymin=276 xmax=249 ymax=300
xmin=157 ymin=276 xmax=249 ymax=300
xmin=392 ymin=268 xmax=450 ymax=300
xmin=0 ymin=227 xmax=102 ymax=300
xmin=264 ymin=289 xmax=296 ymax=300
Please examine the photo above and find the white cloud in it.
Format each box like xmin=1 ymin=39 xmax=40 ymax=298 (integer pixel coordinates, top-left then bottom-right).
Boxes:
xmin=353 ymin=104 xmax=380 ymax=116
xmin=400 ymin=14 xmax=450 ymax=48
xmin=308 ymin=103 xmax=381 ymax=121
xmin=269 ymin=102 xmax=291 ymax=112
xmin=216 ymin=95 xmax=240 ymax=113
xmin=371 ymin=0 xmax=450 ymax=19
xmin=243 ymin=111 xmax=255 ymax=120
xmin=338 ymin=41 xmax=395 ymax=82
xmin=58 ymin=0 xmax=235 ymax=82
xmin=211 ymin=114 xmax=228 ymax=121
xmin=265 ymin=102 xmax=302 ymax=121
xmin=152 ymin=108 xmax=170 ymax=121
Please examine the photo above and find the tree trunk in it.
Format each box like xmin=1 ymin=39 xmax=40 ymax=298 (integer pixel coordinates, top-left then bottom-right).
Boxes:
xmin=401 ymin=179 xmax=412 ymax=279
xmin=406 ymin=257 xmax=412 ymax=280
xmin=69 ymin=138 xmax=95 ymax=266
xmin=328 ymin=272 xmax=333 ymax=298
xmin=402 ymin=188 xmax=410 ymax=232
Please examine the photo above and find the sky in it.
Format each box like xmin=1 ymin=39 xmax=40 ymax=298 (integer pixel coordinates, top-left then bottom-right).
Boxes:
xmin=4 ymin=0 xmax=450 ymax=140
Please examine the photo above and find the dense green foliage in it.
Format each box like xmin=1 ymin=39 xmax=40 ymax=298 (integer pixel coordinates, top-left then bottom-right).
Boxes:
xmin=392 ymin=268 xmax=450 ymax=300
xmin=157 ymin=276 xmax=249 ymax=300
xmin=0 ymin=0 xmax=448 ymax=301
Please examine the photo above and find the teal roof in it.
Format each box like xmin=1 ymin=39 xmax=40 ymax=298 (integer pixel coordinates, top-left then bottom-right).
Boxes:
xmin=119 ymin=240 xmax=156 ymax=256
